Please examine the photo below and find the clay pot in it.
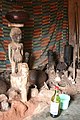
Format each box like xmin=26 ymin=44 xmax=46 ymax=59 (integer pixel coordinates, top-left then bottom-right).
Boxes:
xmin=5 ymin=10 xmax=28 ymax=23
xmin=28 ymin=69 xmax=47 ymax=89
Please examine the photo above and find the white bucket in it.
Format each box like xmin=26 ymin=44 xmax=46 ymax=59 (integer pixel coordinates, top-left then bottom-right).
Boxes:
xmin=59 ymin=94 xmax=70 ymax=110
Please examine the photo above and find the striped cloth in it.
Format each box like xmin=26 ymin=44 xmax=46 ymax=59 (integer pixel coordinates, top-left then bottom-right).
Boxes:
xmin=0 ymin=0 xmax=68 ymax=70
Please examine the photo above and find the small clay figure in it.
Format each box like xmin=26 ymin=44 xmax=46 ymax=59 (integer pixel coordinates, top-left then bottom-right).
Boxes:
xmin=31 ymin=85 xmax=38 ymax=98
xmin=46 ymin=64 xmax=56 ymax=88
xmin=8 ymin=27 xmax=23 ymax=74
xmin=25 ymin=52 xmax=29 ymax=63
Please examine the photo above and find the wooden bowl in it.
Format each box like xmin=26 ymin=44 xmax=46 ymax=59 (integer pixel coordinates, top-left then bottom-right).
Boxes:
xmin=5 ymin=10 xmax=28 ymax=23
xmin=7 ymin=0 xmax=23 ymax=2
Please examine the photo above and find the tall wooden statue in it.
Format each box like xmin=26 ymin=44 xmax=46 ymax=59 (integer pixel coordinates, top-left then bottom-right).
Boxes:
xmin=8 ymin=27 xmax=23 ymax=74
xmin=8 ymin=27 xmax=29 ymax=103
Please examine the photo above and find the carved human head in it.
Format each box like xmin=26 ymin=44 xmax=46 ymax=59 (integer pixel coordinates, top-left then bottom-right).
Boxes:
xmin=10 ymin=27 xmax=22 ymax=43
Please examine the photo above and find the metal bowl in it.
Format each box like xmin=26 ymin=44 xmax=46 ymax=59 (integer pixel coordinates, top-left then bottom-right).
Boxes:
xmin=5 ymin=10 xmax=28 ymax=23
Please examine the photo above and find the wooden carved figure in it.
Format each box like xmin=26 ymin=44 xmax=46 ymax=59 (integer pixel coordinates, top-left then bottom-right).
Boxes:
xmin=21 ymin=63 xmax=29 ymax=102
xmin=8 ymin=27 xmax=23 ymax=74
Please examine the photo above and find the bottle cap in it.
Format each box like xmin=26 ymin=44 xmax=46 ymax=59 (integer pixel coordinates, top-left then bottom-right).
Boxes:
xmin=55 ymin=86 xmax=59 ymax=90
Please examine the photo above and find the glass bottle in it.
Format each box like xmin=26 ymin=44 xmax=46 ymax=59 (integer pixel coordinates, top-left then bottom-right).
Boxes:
xmin=50 ymin=86 xmax=60 ymax=118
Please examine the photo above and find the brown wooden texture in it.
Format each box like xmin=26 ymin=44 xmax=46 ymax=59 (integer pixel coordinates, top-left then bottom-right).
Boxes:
xmin=68 ymin=0 xmax=80 ymax=45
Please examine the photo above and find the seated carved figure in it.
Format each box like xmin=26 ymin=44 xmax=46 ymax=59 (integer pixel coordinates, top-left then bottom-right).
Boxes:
xmin=8 ymin=27 xmax=23 ymax=74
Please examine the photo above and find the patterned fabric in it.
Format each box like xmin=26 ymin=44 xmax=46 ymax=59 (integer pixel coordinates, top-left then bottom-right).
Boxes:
xmin=0 ymin=0 xmax=68 ymax=70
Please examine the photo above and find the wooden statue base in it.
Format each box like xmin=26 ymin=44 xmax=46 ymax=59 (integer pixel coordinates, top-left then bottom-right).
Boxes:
xmin=10 ymin=72 xmax=27 ymax=103
xmin=11 ymin=73 xmax=22 ymax=90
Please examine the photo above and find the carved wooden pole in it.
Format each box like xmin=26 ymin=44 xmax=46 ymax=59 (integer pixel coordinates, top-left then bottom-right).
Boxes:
xmin=73 ymin=2 xmax=79 ymax=81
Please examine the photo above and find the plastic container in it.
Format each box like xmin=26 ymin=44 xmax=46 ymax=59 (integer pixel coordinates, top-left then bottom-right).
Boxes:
xmin=59 ymin=94 xmax=70 ymax=110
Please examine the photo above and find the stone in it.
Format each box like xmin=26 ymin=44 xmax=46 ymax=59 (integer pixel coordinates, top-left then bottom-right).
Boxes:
xmin=0 ymin=94 xmax=8 ymax=102
xmin=7 ymin=88 xmax=20 ymax=101
xmin=1 ymin=100 xmax=9 ymax=111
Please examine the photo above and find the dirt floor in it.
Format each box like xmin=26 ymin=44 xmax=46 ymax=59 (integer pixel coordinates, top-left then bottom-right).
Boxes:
xmin=23 ymin=72 xmax=80 ymax=120
xmin=1 ymin=84 xmax=80 ymax=120
xmin=0 ymin=69 xmax=80 ymax=120
xmin=28 ymin=94 xmax=80 ymax=120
